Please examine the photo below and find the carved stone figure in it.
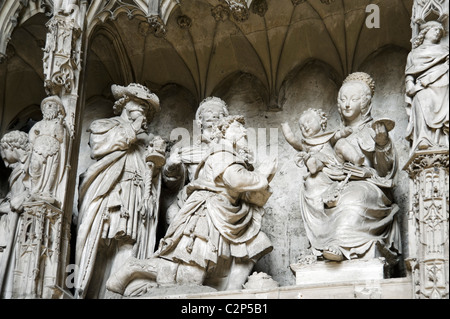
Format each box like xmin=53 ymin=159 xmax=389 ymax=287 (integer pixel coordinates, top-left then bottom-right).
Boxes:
xmin=28 ymin=95 xmax=69 ymax=206
xmin=106 ymin=115 xmax=277 ymax=296
xmin=0 ymin=131 xmax=30 ymax=297
xmin=295 ymin=72 xmax=402 ymax=266
xmin=75 ymin=83 xmax=164 ymax=299
xmin=405 ymin=20 xmax=449 ymax=153
xmin=163 ymin=97 xmax=229 ymax=226
xmin=281 ymin=108 xmax=359 ymax=176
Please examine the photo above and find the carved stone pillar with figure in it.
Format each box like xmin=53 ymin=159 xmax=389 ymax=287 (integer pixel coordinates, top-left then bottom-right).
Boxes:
xmin=404 ymin=0 xmax=449 ymax=299
xmin=7 ymin=0 xmax=89 ymax=299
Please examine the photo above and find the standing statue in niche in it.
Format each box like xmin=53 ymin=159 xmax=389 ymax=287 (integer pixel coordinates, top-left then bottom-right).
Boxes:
xmin=289 ymin=72 xmax=401 ymax=265
xmin=163 ymin=97 xmax=229 ymax=226
xmin=75 ymin=83 xmax=165 ymax=299
xmin=0 ymin=131 xmax=31 ymax=297
xmin=28 ymin=95 xmax=69 ymax=206
xmin=405 ymin=20 xmax=449 ymax=153
xmin=106 ymin=115 xmax=277 ymax=296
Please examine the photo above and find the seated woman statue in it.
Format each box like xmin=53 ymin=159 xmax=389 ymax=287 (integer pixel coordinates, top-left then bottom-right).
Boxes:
xmin=299 ymin=72 xmax=402 ymax=266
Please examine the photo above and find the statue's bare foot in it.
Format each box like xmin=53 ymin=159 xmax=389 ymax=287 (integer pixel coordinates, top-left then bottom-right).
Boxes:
xmin=323 ymin=246 xmax=344 ymax=261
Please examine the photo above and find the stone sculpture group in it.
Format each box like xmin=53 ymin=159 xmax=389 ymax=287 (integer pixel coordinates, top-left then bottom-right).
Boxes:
xmin=0 ymin=54 xmax=448 ymax=297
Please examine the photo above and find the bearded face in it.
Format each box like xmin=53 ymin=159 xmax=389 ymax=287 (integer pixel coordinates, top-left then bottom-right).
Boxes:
xmin=42 ymin=102 xmax=61 ymax=120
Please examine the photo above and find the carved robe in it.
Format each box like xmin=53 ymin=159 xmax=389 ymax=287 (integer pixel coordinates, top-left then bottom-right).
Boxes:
xmin=162 ymin=142 xmax=211 ymax=226
xmin=76 ymin=115 xmax=161 ymax=298
xmin=300 ymin=118 xmax=402 ymax=261
xmin=28 ymin=117 xmax=69 ymax=205
xmin=0 ymin=154 xmax=30 ymax=298
xmin=405 ymin=42 xmax=449 ymax=151
xmin=157 ymin=144 xmax=272 ymax=275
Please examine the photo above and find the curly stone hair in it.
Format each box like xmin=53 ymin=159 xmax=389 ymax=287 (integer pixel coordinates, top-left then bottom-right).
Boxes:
xmin=299 ymin=108 xmax=328 ymax=132
xmin=342 ymin=72 xmax=375 ymax=97
xmin=339 ymin=72 xmax=376 ymax=121
xmin=210 ymin=115 xmax=246 ymax=141
xmin=412 ymin=21 xmax=445 ymax=49
xmin=1 ymin=131 xmax=30 ymax=152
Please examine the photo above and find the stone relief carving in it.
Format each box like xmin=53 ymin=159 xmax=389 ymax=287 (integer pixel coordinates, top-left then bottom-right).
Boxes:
xmin=43 ymin=1 xmax=83 ymax=96
xmin=404 ymin=150 xmax=449 ymax=299
xmin=28 ymin=96 xmax=69 ymax=206
xmin=0 ymin=131 xmax=31 ymax=297
xmin=163 ymin=97 xmax=229 ymax=227
xmin=284 ymin=72 xmax=402 ymax=268
xmin=281 ymin=108 xmax=359 ymax=177
xmin=105 ymin=115 xmax=277 ymax=297
xmin=13 ymin=201 xmax=64 ymax=298
xmin=75 ymin=83 xmax=164 ymax=299
xmin=405 ymin=20 xmax=449 ymax=153
xmin=0 ymin=95 xmax=71 ymax=298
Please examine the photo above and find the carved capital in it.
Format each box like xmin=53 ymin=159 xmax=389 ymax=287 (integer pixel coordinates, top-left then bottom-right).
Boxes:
xmin=403 ymin=149 xmax=449 ymax=179
xmin=147 ymin=15 xmax=167 ymax=38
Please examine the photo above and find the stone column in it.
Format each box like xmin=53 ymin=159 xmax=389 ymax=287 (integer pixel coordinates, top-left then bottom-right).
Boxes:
xmin=404 ymin=0 xmax=449 ymax=299
xmin=12 ymin=202 xmax=64 ymax=299
xmin=11 ymin=0 xmax=88 ymax=299
xmin=404 ymin=151 xmax=449 ymax=299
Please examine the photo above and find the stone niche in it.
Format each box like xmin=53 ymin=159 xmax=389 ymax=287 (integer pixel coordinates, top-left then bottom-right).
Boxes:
xmin=74 ymin=46 xmax=411 ymax=289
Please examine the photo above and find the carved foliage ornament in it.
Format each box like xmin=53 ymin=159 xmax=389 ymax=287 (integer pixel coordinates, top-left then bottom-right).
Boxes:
xmin=405 ymin=151 xmax=450 ymax=178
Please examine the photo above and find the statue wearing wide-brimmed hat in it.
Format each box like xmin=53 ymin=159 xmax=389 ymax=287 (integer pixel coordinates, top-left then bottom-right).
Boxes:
xmin=111 ymin=83 xmax=160 ymax=123
xmin=75 ymin=83 xmax=165 ymax=299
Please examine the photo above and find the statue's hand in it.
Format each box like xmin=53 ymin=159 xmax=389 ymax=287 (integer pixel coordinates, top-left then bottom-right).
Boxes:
xmin=258 ymin=157 xmax=278 ymax=182
xmin=337 ymin=127 xmax=353 ymax=139
xmin=167 ymin=148 xmax=182 ymax=167
xmin=131 ymin=114 xmax=145 ymax=132
xmin=373 ymin=122 xmax=389 ymax=147
xmin=306 ymin=156 xmax=323 ymax=175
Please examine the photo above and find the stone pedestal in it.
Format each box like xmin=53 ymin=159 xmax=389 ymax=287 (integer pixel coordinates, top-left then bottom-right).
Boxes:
xmin=290 ymin=258 xmax=387 ymax=286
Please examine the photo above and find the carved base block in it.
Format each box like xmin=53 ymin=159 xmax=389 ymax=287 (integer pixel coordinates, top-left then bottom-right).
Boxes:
xmin=12 ymin=201 xmax=63 ymax=299
xmin=290 ymin=258 xmax=387 ymax=286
